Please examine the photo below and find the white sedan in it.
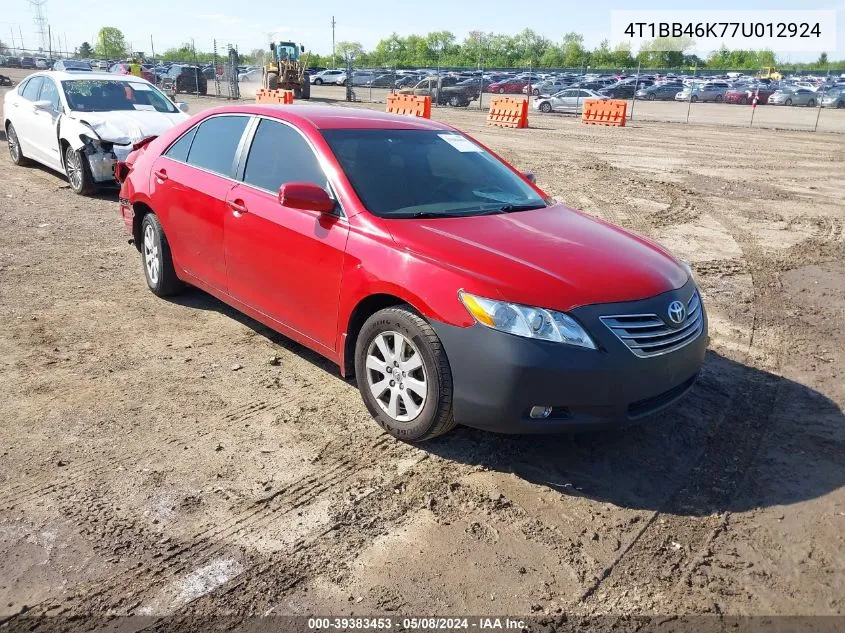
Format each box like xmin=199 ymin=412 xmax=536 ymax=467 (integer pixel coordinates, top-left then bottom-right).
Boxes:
xmin=533 ymin=88 xmax=607 ymax=113
xmin=4 ymin=71 xmax=190 ymax=195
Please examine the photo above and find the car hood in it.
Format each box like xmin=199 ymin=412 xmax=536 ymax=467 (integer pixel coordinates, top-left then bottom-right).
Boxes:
xmin=384 ymin=204 xmax=688 ymax=311
xmin=66 ymin=109 xmax=189 ymax=145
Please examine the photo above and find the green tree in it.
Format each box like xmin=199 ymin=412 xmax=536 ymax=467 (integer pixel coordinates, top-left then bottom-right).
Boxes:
xmin=336 ymin=41 xmax=364 ymax=62
xmin=817 ymin=52 xmax=829 ymax=68
xmin=94 ymin=27 xmax=127 ymax=59
xmin=561 ymin=32 xmax=587 ymax=66
xmin=78 ymin=41 xmax=93 ymax=57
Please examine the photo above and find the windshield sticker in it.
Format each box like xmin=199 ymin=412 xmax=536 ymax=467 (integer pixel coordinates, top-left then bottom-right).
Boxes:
xmin=438 ymin=133 xmax=483 ymax=153
xmin=129 ymin=83 xmax=153 ymax=91
xmin=133 ymin=104 xmax=157 ymax=111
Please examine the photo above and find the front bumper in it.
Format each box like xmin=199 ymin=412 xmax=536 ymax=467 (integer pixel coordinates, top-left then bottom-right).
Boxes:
xmin=430 ymin=279 xmax=707 ymax=434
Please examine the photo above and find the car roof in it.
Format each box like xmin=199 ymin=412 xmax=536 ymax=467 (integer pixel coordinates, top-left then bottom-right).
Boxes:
xmin=199 ymin=104 xmax=454 ymax=131
xmin=26 ymin=70 xmax=152 ymax=83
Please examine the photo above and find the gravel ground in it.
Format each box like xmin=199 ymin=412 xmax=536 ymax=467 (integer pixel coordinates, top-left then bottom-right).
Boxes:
xmin=1 ymin=73 xmax=844 ymax=628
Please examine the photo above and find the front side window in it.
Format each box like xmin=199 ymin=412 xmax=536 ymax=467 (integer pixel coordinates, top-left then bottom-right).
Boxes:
xmin=185 ymin=115 xmax=249 ymax=177
xmin=322 ymin=129 xmax=546 ymax=218
xmin=243 ymin=119 xmax=326 ymax=192
xmin=39 ymin=78 xmax=61 ymax=110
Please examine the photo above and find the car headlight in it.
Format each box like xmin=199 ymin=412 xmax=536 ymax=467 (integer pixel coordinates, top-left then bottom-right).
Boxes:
xmin=458 ymin=291 xmax=596 ymax=349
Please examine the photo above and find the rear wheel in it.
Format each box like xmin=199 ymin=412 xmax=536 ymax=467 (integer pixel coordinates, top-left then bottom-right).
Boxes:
xmin=690 ymin=95 xmax=698 ymax=103
xmin=785 ymin=98 xmax=793 ymax=106
xmin=6 ymin=123 xmax=29 ymax=166
xmin=141 ymin=213 xmax=183 ymax=297
xmin=498 ymin=87 xmax=505 ymax=94
xmin=715 ymin=94 xmax=723 ymax=102
xmin=314 ymin=77 xmax=323 ymax=85
xmin=807 ymin=99 xmax=816 ymax=107
xmin=355 ymin=307 xmax=456 ymax=442
xmin=647 ymin=93 xmax=655 ymax=101
xmin=837 ymin=100 xmax=844 ymax=109
xmin=540 ymin=101 xmax=552 ymax=113
xmin=448 ymin=95 xmax=460 ymax=107
xmin=301 ymin=73 xmax=310 ymax=99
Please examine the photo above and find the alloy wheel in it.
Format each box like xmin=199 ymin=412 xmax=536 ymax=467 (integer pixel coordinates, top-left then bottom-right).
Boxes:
xmin=65 ymin=146 xmax=83 ymax=191
xmin=365 ymin=331 xmax=427 ymax=422
xmin=144 ymin=223 xmax=160 ymax=286
xmin=7 ymin=126 xmax=19 ymax=162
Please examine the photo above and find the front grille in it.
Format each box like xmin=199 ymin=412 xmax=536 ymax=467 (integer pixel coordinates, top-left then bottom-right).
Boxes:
xmin=600 ymin=292 xmax=703 ymax=358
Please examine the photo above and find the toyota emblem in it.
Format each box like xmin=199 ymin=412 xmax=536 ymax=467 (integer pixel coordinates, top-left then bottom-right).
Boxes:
xmin=667 ymin=300 xmax=686 ymax=325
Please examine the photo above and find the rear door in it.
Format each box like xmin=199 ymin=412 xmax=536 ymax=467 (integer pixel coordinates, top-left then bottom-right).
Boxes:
xmin=150 ymin=114 xmax=251 ymax=292
xmin=224 ymin=117 xmax=349 ymax=349
xmin=12 ymin=76 xmax=44 ymax=160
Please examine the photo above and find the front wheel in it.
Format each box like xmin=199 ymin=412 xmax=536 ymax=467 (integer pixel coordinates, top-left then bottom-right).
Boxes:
xmin=690 ymin=95 xmax=698 ymax=103
xmin=785 ymin=98 xmax=793 ymax=106
xmin=807 ymin=99 xmax=815 ymax=107
xmin=141 ymin=213 xmax=183 ymax=297
xmin=532 ymin=88 xmax=539 ymax=96
xmin=647 ymin=93 xmax=655 ymax=101
xmin=540 ymin=101 xmax=552 ymax=113
xmin=448 ymin=95 xmax=460 ymax=107
xmin=314 ymin=78 xmax=323 ymax=85
xmin=65 ymin=145 xmax=95 ymax=195
xmin=498 ymin=88 xmax=505 ymax=94
xmin=715 ymin=95 xmax=723 ymax=103
xmin=837 ymin=100 xmax=844 ymax=109
xmin=266 ymin=72 xmax=279 ymax=90
xmin=355 ymin=307 xmax=456 ymax=442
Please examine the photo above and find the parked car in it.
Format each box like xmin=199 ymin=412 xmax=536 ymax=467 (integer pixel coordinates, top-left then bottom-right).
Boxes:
xmin=598 ymin=83 xmax=636 ymax=99
xmin=53 ymin=59 xmax=92 ymax=72
xmin=487 ymin=78 xmax=529 ymax=94
xmin=525 ymin=79 xmax=569 ymax=97
xmin=399 ymin=76 xmax=479 ymax=107
xmin=109 ymin=62 xmax=156 ymax=83
xmin=533 ymin=88 xmax=607 ymax=113
xmin=116 ymin=105 xmax=707 ymax=440
xmin=821 ymin=87 xmax=845 ymax=108
xmin=394 ymin=75 xmax=420 ymax=88
xmin=19 ymin=56 xmax=36 ymax=69
xmin=238 ymin=69 xmax=262 ymax=82
xmin=368 ymin=74 xmax=398 ymax=88
xmin=674 ymin=82 xmax=731 ymax=103
xmin=767 ymin=87 xmax=818 ymax=106
xmin=4 ymin=71 xmax=189 ymax=195
xmin=311 ymin=69 xmax=345 ymax=85
xmin=635 ymin=83 xmax=683 ymax=101
xmin=161 ymin=64 xmax=207 ymax=96
xmin=723 ymin=86 xmax=776 ymax=105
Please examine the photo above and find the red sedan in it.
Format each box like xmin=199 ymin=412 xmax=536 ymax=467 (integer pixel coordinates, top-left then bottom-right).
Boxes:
xmin=723 ymin=87 xmax=776 ymax=105
xmin=487 ymin=78 xmax=529 ymax=94
xmin=109 ymin=62 xmax=155 ymax=84
xmin=117 ymin=105 xmax=706 ymax=440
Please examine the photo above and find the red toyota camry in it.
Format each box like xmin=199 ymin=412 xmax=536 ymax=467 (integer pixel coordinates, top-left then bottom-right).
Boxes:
xmin=117 ymin=104 xmax=707 ymax=441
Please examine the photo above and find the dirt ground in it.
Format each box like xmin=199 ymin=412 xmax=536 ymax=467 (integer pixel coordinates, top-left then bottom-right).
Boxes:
xmin=1 ymin=73 xmax=844 ymax=629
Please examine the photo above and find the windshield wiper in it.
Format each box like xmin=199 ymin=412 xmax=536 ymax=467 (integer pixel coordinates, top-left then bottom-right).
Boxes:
xmin=477 ymin=203 xmax=546 ymax=215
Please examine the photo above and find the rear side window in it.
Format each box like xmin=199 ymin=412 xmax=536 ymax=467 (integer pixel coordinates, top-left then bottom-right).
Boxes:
xmin=165 ymin=126 xmax=198 ymax=162
xmin=243 ymin=119 xmax=325 ymax=192
xmin=185 ymin=116 xmax=249 ymax=177
xmin=21 ymin=76 xmax=43 ymax=101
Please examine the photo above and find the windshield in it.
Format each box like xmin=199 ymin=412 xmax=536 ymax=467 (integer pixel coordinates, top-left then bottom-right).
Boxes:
xmin=61 ymin=79 xmax=177 ymax=113
xmin=321 ymin=129 xmax=547 ymax=218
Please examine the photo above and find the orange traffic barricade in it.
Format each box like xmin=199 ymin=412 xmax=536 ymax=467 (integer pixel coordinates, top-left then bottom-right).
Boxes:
xmin=256 ymin=89 xmax=294 ymax=105
xmin=487 ymin=96 xmax=528 ymax=129
xmin=386 ymin=94 xmax=432 ymax=118
xmin=581 ymin=99 xmax=627 ymax=127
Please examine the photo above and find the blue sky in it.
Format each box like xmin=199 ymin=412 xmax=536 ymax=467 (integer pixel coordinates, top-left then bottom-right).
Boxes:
xmin=1 ymin=0 xmax=842 ymax=62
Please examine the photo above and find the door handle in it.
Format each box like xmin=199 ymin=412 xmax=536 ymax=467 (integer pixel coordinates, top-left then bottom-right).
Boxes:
xmin=228 ymin=199 xmax=247 ymax=214
xmin=154 ymin=169 xmax=168 ymax=181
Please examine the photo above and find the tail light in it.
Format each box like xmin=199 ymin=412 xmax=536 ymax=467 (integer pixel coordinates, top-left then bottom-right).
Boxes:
xmin=115 ymin=161 xmax=130 ymax=183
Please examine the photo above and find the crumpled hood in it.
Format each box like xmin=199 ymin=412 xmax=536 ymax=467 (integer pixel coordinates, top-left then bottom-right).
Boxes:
xmin=69 ymin=109 xmax=189 ymax=145
xmin=384 ymin=204 xmax=689 ymax=312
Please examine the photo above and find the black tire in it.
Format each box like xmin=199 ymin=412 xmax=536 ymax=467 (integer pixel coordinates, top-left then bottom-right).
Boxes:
xmin=691 ymin=95 xmax=698 ymax=103
xmin=355 ymin=307 xmax=456 ymax=442
xmin=540 ymin=101 xmax=552 ymax=113
xmin=267 ymin=72 xmax=279 ymax=90
xmin=448 ymin=95 xmax=460 ymax=107
xmin=301 ymin=73 xmax=310 ymax=99
xmin=6 ymin=122 xmax=29 ymax=166
xmin=647 ymin=93 xmax=655 ymax=101
xmin=314 ymin=77 xmax=323 ymax=85
xmin=807 ymin=99 xmax=815 ymax=108
xmin=140 ymin=213 xmax=183 ymax=297
xmin=785 ymin=98 xmax=792 ymax=106
xmin=64 ymin=144 xmax=95 ymax=195
xmin=498 ymin=87 xmax=505 ymax=94
xmin=532 ymin=88 xmax=539 ymax=96
xmin=837 ymin=100 xmax=844 ymax=109
xmin=294 ymin=87 xmax=302 ymax=99
xmin=715 ymin=94 xmax=723 ymax=103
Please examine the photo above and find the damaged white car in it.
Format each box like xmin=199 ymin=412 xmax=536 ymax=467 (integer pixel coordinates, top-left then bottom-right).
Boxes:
xmin=4 ymin=71 xmax=190 ymax=195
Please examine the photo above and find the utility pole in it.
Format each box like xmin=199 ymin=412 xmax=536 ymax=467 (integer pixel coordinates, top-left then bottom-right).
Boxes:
xmin=9 ymin=26 xmax=14 ymax=52
xmin=47 ymin=23 xmax=51 ymax=59
xmin=331 ymin=16 xmax=336 ymax=68
xmin=150 ymin=34 xmax=155 ymax=62
xmin=19 ymin=25 xmax=25 ymax=51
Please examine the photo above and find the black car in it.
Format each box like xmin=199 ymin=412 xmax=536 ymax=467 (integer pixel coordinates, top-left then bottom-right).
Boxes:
xmin=19 ymin=56 xmax=35 ymax=69
xmin=599 ymin=83 xmax=637 ymax=99
xmin=635 ymin=83 xmax=684 ymax=100
xmin=162 ymin=64 xmax=208 ymax=95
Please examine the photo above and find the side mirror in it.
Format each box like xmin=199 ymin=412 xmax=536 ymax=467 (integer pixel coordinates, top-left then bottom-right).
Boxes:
xmin=176 ymin=102 xmax=189 ymax=113
xmin=523 ymin=172 xmax=536 ymax=184
xmin=278 ymin=182 xmax=335 ymax=214
xmin=33 ymin=99 xmax=53 ymax=112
